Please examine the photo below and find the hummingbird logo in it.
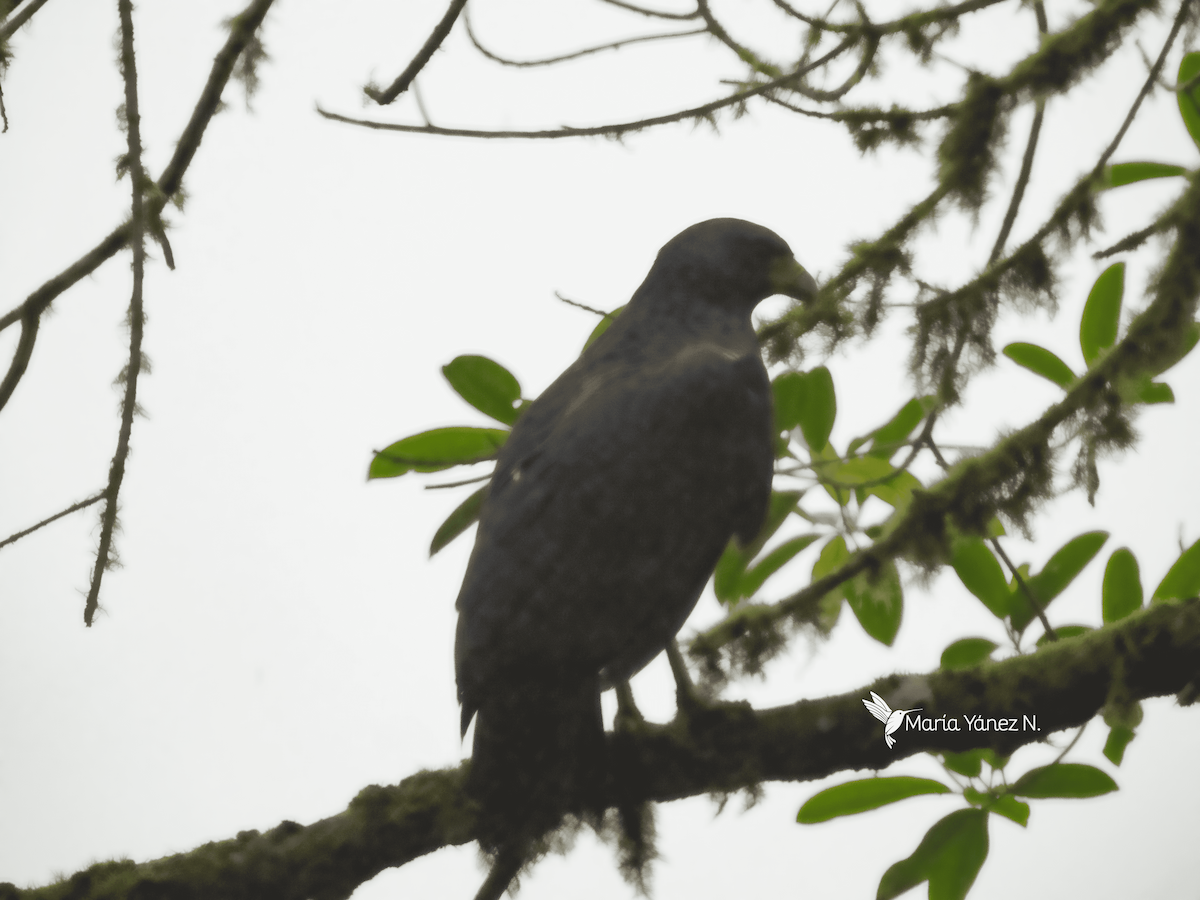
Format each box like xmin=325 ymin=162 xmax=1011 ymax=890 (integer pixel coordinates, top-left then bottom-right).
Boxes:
xmin=863 ymin=691 xmax=922 ymax=749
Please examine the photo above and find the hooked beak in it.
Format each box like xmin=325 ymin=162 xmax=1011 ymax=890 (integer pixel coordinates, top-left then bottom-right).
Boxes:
xmin=769 ymin=255 xmax=819 ymax=302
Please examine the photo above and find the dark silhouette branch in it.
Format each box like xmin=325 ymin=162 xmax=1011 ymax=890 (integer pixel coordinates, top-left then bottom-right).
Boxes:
xmin=987 ymin=1 xmax=1048 ymax=265
xmin=0 ymin=305 xmax=37 ymax=412
xmin=598 ymin=0 xmax=701 ymax=20
xmin=364 ymin=0 xmax=467 ymax=105
xmin=771 ymin=0 xmax=1010 ymax=35
xmin=7 ymin=597 xmax=1197 ymax=899
xmin=0 ymin=491 xmax=105 ymax=550
xmin=0 ymin=0 xmax=49 ymax=42
xmin=84 ymin=0 xmax=149 ymax=627
xmin=1093 ymin=219 xmax=1167 ymax=258
xmin=317 ymin=33 xmax=858 ymax=139
xmin=0 ymin=0 xmax=275 ymax=374
xmin=464 ymin=8 xmax=704 ymax=68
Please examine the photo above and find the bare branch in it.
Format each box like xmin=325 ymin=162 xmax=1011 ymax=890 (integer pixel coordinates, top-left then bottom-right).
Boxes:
xmin=0 ymin=305 xmax=37 ymax=412
xmin=365 ymin=0 xmax=468 ymax=105
xmin=0 ymin=491 xmax=105 ymax=550
xmin=86 ymin=0 xmax=149 ymax=627
xmin=464 ymin=7 xmax=704 ymax=68
xmin=158 ymin=0 xmax=277 ymax=200
xmin=318 ymin=33 xmax=858 ymax=139
xmin=554 ymin=290 xmax=613 ymax=318
xmin=0 ymin=0 xmax=276 ymax=335
xmin=1093 ymin=219 xmax=1167 ymax=258
xmin=0 ymin=0 xmax=50 ymax=42
xmin=1093 ymin=0 xmax=1194 ymax=170
xmin=599 ymin=0 xmax=701 ymax=20
xmin=773 ymin=0 xmax=1008 ymax=35
xmin=987 ymin=1 xmax=1048 ymax=264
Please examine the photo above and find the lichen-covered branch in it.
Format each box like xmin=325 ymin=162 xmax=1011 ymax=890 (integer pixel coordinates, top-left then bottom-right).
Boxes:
xmin=696 ymin=172 xmax=1200 ymax=679
xmin=84 ymin=0 xmax=148 ymax=627
xmin=0 ymin=0 xmax=276 ymax=343
xmin=6 ymin=597 xmax=1196 ymax=900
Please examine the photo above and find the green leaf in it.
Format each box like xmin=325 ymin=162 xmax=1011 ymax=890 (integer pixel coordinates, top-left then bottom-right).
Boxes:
xmin=1102 ymin=548 xmax=1142 ymax=623
xmin=1151 ymin=537 xmax=1200 ymax=602
xmin=987 ymin=795 xmax=1030 ymax=827
xmin=582 ymin=305 xmax=624 ymax=351
xmin=778 ymin=366 xmax=838 ymax=450
xmin=979 ymin=749 xmax=1009 ymax=771
xmin=951 ymin=539 xmax=1011 ymax=618
xmin=1012 ymin=763 xmax=1118 ymax=799
xmin=797 ymin=776 xmax=951 ymax=823
xmin=713 ymin=543 xmax=749 ymax=605
xmin=942 ymin=749 xmax=985 ymax=778
xmin=811 ymin=535 xmax=849 ymax=622
xmin=738 ymin=534 xmax=820 ymax=599
xmin=1002 ymin=342 xmax=1076 ymax=389
xmin=868 ymin=396 xmax=934 ymax=458
xmin=1178 ymin=52 xmax=1200 ymax=152
xmin=845 ymin=560 xmax=903 ymax=646
xmin=1138 ymin=381 xmax=1174 ymax=404
xmin=812 ymin=534 xmax=849 ymax=580
xmin=368 ymin=427 xmax=508 ymax=479
xmin=1079 ymin=263 xmax=1124 ymax=366
xmin=442 ymin=355 xmax=523 ymax=425
xmin=772 ymin=371 xmax=806 ymax=432
xmin=429 ymin=485 xmax=487 ymax=556
xmin=1103 ymin=726 xmax=1136 ymax=766
xmin=1099 ymin=162 xmax=1189 ymax=190
xmin=940 ymin=637 xmax=998 ymax=670
xmin=878 ymin=809 xmax=989 ymax=900
xmin=1011 ymin=531 xmax=1108 ymax=632
xmin=863 ymin=469 xmax=922 ymax=513
xmin=714 ymin=491 xmax=802 ymax=604
xmin=828 ymin=456 xmax=896 ymax=485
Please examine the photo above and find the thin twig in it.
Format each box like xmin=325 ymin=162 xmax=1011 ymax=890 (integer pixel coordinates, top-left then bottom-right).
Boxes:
xmin=365 ymin=0 xmax=467 ymax=105
xmin=990 ymin=536 xmax=1058 ymax=641
xmin=699 ymin=0 xmax=781 ymax=77
xmin=0 ymin=0 xmax=276 ymax=335
xmin=318 ymin=33 xmax=858 ymax=139
xmin=0 ymin=306 xmax=38 ymax=412
xmin=987 ymin=2 xmax=1048 ymax=265
xmin=0 ymin=492 xmax=105 ymax=550
xmin=554 ymin=290 xmax=613 ymax=318
xmin=425 ymin=473 xmax=492 ymax=490
xmin=1093 ymin=0 xmax=1193 ymax=171
xmin=465 ymin=8 xmax=703 ymax=68
xmin=87 ymin=0 xmax=148 ymax=627
xmin=598 ymin=0 xmax=701 ymax=20
xmin=772 ymin=0 xmax=1007 ymax=35
xmin=1092 ymin=220 xmax=1165 ymax=258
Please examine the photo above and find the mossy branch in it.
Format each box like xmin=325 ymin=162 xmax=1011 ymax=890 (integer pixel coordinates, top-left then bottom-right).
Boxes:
xmin=6 ymin=598 xmax=1197 ymax=900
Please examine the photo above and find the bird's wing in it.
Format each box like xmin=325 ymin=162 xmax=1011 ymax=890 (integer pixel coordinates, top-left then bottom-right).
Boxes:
xmin=862 ymin=692 xmax=892 ymax=722
xmin=456 ymin=340 xmax=772 ymax=715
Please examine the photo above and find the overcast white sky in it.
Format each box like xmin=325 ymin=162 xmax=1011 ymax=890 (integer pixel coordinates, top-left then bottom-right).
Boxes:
xmin=1 ymin=1 xmax=1198 ymax=898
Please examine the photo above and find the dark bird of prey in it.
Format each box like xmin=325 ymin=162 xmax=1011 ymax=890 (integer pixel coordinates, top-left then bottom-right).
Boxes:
xmin=454 ymin=218 xmax=818 ymax=893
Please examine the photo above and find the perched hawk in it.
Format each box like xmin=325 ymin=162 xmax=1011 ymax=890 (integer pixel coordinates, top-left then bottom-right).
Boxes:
xmin=455 ymin=218 xmax=818 ymax=854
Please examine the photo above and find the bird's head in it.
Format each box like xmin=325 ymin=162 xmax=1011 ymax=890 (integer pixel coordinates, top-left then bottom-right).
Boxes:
xmin=645 ymin=218 xmax=819 ymax=315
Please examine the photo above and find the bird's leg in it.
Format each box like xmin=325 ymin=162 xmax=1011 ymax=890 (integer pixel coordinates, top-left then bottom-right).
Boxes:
xmin=665 ymin=639 xmax=703 ymax=718
xmin=473 ymin=847 xmax=524 ymax=900
xmin=613 ymin=680 xmax=644 ymax=730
